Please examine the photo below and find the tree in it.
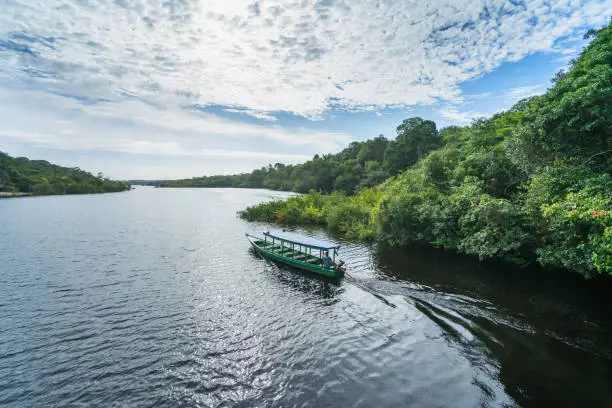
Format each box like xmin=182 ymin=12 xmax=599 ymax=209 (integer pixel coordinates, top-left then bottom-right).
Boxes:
xmin=0 ymin=151 xmax=129 ymax=195
xmin=357 ymin=135 xmax=388 ymax=164
xmin=384 ymin=117 xmax=440 ymax=173
xmin=507 ymin=22 xmax=612 ymax=172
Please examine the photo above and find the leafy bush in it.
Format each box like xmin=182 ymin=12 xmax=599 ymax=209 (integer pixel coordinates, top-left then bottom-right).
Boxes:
xmin=536 ymin=175 xmax=612 ymax=277
xmin=450 ymin=178 xmax=530 ymax=261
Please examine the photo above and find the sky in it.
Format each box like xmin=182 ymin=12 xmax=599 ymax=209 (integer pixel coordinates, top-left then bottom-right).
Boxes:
xmin=0 ymin=0 xmax=610 ymax=180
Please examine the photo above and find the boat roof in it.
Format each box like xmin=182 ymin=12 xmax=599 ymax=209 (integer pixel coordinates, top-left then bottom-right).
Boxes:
xmin=264 ymin=230 xmax=340 ymax=251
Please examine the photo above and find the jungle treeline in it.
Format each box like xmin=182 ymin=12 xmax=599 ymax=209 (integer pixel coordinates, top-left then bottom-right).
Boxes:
xmin=239 ymin=23 xmax=612 ymax=279
xmin=0 ymin=152 xmax=130 ymax=195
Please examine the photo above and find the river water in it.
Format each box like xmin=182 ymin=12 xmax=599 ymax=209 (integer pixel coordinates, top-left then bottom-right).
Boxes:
xmin=1 ymin=187 xmax=611 ymax=407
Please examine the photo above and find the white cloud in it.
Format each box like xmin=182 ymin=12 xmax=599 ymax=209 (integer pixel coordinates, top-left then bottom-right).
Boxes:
xmin=439 ymin=107 xmax=489 ymax=125
xmin=1 ymin=0 xmax=610 ymax=177
xmin=466 ymin=92 xmax=493 ymax=100
xmin=506 ymin=84 xmax=548 ymax=100
xmin=0 ymin=0 xmax=609 ymax=119
xmin=0 ymin=87 xmax=350 ymax=177
xmin=224 ymin=108 xmax=278 ymax=121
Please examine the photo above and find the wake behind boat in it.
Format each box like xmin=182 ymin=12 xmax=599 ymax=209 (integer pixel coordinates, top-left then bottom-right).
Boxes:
xmin=245 ymin=230 xmax=346 ymax=278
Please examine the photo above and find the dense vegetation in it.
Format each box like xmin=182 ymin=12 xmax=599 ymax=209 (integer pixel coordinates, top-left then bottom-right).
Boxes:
xmin=240 ymin=22 xmax=612 ymax=279
xmin=153 ymin=118 xmax=440 ymax=193
xmin=0 ymin=152 xmax=130 ymax=195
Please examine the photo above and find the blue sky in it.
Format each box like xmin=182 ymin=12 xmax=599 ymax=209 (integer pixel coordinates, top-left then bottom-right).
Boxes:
xmin=0 ymin=0 xmax=610 ymax=179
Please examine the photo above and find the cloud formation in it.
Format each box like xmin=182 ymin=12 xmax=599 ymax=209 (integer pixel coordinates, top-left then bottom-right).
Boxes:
xmin=1 ymin=0 xmax=610 ymax=119
xmin=439 ymin=107 xmax=489 ymax=125
xmin=0 ymin=86 xmax=350 ymax=166
xmin=224 ymin=108 xmax=278 ymax=121
xmin=506 ymin=84 xmax=548 ymax=100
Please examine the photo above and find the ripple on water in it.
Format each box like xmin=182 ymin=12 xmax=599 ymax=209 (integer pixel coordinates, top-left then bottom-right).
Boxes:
xmin=2 ymin=188 xmax=612 ymax=407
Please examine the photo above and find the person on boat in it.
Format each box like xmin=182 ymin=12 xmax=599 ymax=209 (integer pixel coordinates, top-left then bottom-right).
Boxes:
xmin=321 ymin=251 xmax=333 ymax=268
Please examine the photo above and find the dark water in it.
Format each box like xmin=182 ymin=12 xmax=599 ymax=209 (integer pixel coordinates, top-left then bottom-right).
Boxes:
xmin=1 ymin=187 xmax=611 ymax=407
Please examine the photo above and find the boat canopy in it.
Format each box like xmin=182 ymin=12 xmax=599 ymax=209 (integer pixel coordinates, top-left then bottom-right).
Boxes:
xmin=263 ymin=230 xmax=340 ymax=251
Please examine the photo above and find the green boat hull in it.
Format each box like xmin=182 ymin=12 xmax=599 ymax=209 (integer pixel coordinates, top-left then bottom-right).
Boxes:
xmin=246 ymin=235 xmax=345 ymax=279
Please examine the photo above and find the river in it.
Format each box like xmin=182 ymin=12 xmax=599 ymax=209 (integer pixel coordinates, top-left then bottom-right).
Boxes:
xmin=1 ymin=187 xmax=611 ymax=407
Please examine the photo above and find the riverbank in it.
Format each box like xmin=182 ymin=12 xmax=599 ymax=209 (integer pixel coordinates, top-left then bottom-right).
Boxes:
xmin=0 ymin=190 xmax=132 ymax=199
xmin=0 ymin=192 xmax=32 ymax=198
xmin=238 ymin=171 xmax=610 ymax=280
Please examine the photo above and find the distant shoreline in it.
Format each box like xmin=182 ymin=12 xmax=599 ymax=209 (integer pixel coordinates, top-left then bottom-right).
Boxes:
xmin=0 ymin=192 xmax=32 ymax=198
xmin=0 ymin=190 xmax=131 ymax=199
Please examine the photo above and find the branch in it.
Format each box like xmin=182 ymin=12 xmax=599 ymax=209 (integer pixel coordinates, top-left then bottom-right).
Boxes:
xmin=582 ymin=149 xmax=612 ymax=165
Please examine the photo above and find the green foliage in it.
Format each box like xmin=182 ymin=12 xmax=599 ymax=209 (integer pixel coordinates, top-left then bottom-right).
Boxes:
xmin=0 ymin=152 xmax=129 ymax=196
xmin=357 ymin=135 xmax=388 ymax=164
xmin=153 ymin=135 xmax=391 ymax=194
xmin=154 ymin=117 xmax=443 ymax=195
xmin=376 ymin=167 xmax=442 ymax=245
xmin=326 ymin=188 xmax=381 ymax=239
xmin=507 ymin=22 xmax=612 ymax=172
xmin=238 ymin=199 xmax=290 ymax=223
xmin=384 ymin=117 xmax=440 ymax=174
xmin=240 ymin=190 xmax=330 ymax=225
xmin=357 ymin=160 xmax=389 ymax=190
xmin=449 ymin=178 xmax=530 ymax=261
xmin=535 ymin=174 xmax=612 ymax=277
xmin=239 ymin=21 xmax=612 ymax=278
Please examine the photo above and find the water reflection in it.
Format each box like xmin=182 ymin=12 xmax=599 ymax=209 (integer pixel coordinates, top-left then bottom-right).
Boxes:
xmin=372 ymin=243 xmax=612 ymax=408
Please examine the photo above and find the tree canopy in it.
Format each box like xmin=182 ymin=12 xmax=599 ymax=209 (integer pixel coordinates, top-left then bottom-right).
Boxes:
xmin=154 ymin=116 xmax=443 ymax=195
xmin=0 ymin=152 xmax=130 ymax=195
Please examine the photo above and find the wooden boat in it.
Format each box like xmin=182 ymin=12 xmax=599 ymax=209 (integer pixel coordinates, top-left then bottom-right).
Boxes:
xmin=245 ymin=231 xmax=346 ymax=278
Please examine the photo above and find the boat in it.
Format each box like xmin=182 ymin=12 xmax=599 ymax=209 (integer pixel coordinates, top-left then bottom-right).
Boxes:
xmin=245 ymin=230 xmax=346 ymax=278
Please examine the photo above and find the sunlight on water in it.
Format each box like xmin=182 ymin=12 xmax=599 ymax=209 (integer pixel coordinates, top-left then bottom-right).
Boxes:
xmin=1 ymin=187 xmax=611 ymax=407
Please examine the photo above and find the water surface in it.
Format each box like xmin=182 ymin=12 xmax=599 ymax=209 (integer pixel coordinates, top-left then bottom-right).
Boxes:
xmin=1 ymin=187 xmax=611 ymax=407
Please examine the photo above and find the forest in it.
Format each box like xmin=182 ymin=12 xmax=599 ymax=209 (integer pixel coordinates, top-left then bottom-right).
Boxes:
xmin=0 ymin=152 xmax=130 ymax=195
xmin=238 ymin=22 xmax=612 ymax=279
